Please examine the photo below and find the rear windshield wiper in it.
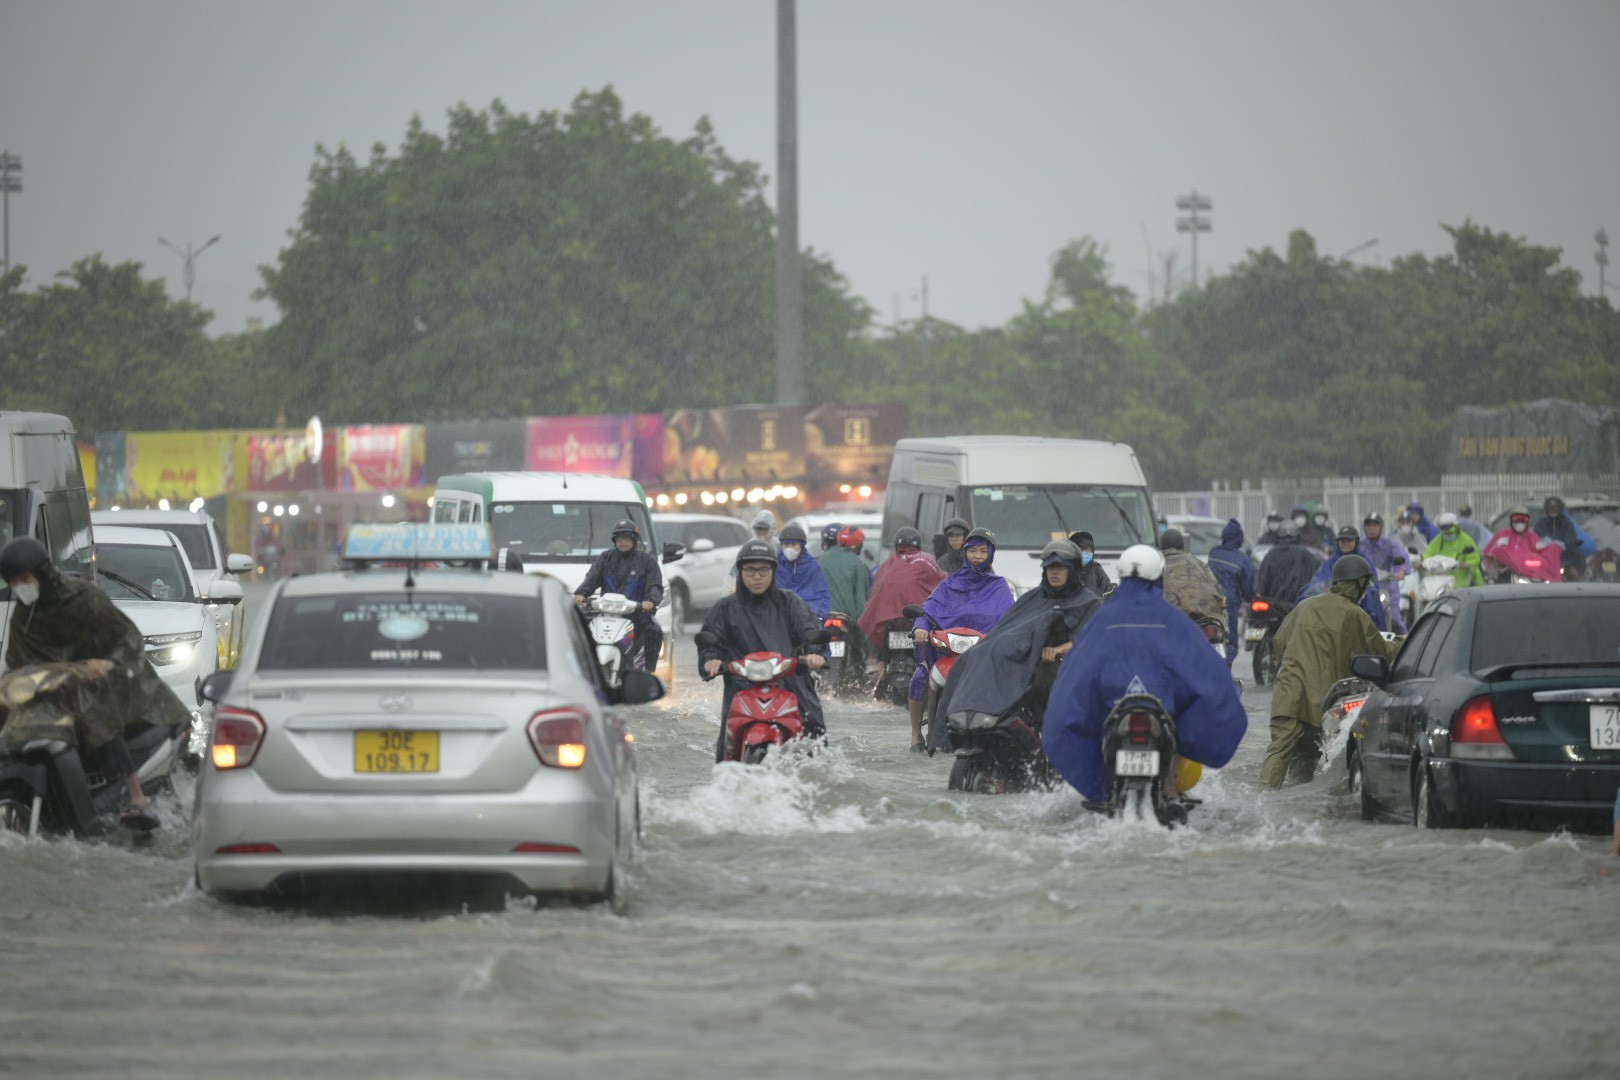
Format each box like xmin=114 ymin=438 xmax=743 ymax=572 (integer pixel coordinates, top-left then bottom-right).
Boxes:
xmin=99 ymin=569 xmax=156 ymax=601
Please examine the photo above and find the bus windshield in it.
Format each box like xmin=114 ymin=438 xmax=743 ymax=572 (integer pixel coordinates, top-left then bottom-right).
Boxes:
xmin=490 ymin=501 xmax=655 ymax=563
xmin=967 ymin=485 xmax=1154 ymax=550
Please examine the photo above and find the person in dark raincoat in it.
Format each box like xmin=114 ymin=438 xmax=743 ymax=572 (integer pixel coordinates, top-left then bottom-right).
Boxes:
xmin=773 ymin=523 xmax=832 ymax=621
xmin=1254 ymin=512 xmax=1285 ymax=550
xmin=936 ymin=518 xmax=971 ymax=575
xmin=1255 ymin=521 xmax=1318 ymax=616
xmin=1 ymin=537 xmax=191 ymax=830
xmin=1533 ymin=496 xmax=1586 ymax=579
xmin=1067 ymin=531 xmax=1116 ymax=599
xmin=1264 ymin=554 xmax=1400 ymax=788
xmin=928 ymin=539 xmax=1101 ymax=752
xmin=1407 ymin=503 xmax=1439 ymax=544
xmin=574 ymin=519 xmax=665 ymax=670
xmin=909 ymin=528 xmax=1015 ymax=751
xmin=698 ymin=540 xmax=827 ymax=762
xmin=1206 ymin=519 xmax=1256 ymax=663
xmin=1042 ymin=545 xmax=1247 ymax=802
xmin=1297 ymin=527 xmax=1388 ymax=631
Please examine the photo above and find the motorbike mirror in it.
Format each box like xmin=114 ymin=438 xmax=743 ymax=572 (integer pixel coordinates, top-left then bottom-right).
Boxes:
xmin=662 ymin=541 xmax=686 ymax=564
xmin=207 ymin=579 xmax=245 ymax=606
xmin=1349 ymin=654 xmax=1390 ymax=686
xmin=901 ymin=604 xmax=925 ymax=620
xmin=803 ymin=628 xmax=834 ymax=646
xmin=615 ymin=669 xmax=666 ymax=705
xmin=199 ymin=669 xmax=234 ymax=704
xmin=694 ymin=630 xmax=720 ymax=649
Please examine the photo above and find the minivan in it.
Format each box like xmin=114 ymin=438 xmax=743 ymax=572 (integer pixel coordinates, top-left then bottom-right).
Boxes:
xmin=880 ymin=436 xmax=1155 ymax=594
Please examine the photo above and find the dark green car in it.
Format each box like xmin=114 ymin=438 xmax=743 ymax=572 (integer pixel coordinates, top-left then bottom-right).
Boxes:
xmin=1346 ymin=583 xmax=1620 ymax=830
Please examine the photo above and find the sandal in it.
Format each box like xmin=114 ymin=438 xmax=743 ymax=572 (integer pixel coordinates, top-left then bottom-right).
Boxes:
xmin=120 ymin=806 xmax=161 ymax=832
xmin=909 ymin=741 xmax=928 ymax=754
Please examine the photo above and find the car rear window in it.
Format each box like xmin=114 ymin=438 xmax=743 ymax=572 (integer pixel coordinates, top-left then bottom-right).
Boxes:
xmin=1470 ymin=596 xmax=1620 ymax=672
xmin=259 ymin=592 xmax=547 ymax=671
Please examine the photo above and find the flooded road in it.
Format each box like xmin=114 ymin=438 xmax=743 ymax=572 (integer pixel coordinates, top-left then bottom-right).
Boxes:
xmin=2 ymin=626 xmax=1616 ymax=1079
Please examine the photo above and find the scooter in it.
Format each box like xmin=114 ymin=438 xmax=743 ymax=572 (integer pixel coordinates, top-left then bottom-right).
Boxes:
xmin=1244 ymin=597 xmax=1290 ymax=686
xmin=872 ymin=616 xmax=917 ymax=708
xmin=1484 ymin=542 xmax=1561 ymax=584
xmin=1196 ymin=616 xmax=1227 ymax=660
xmin=696 ymin=628 xmax=832 ymax=764
xmin=1323 ymin=675 xmax=1376 ymax=815
xmin=902 ymin=603 xmax=984 ymax=728
xmin=818 ymin=611 xmax=871 ymax=697
xmin=584 ymin=593 xmax=640 ymax=688
xmin=1413 ymin=554 xmax=1459 ymax=621
xmin=1082 ymin=692 xmax=1192 ymax=828
xmin=0 ymin=720 xmax=184 ymax=839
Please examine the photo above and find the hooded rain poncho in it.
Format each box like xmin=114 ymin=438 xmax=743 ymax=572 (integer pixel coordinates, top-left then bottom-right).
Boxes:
xmin=859 ymin=549 xmax=946 ymax=644
xmin=1271 ymin=582 xmax=1400 ymax=725
xmin=696 ymin=576 xmax=826 ymax=756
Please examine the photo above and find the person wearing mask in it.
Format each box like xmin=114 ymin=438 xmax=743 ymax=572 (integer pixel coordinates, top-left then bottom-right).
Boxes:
xmin=0 ymin=536 xmax=192 ymax=831
xmin=699 ymin=540 xmax=827 ymax=761
xmin=1263 ymin=554 xmax=1401 ymax=788
xmin=1360 ymin=512 xmax=1410 ymax=634
xmin=1533 ymin=497 xmax=1587 ymax=580
xmin=1407 ymin=503 xmax=1439 ymax=544
xmin=910 ymin=528 xmax=1015 ymax=752
xmin=936 ymin=517 xmax=971 ymax=575
xmin=1042 ymin=544 xmax=1248 ymax=804
xmin=574 ymin=519 xmax=665 ymax=670
xmin=750 ymin=509 xmax=778 ymax=546
xmin=1067 ymin=531 xmax=1116 ymax=599
xmin=1482 ymin=506 xmax=1562 ymax=583
xmin=1297 ymin=527 xmax=1387 ymax=630
xmin=1422 ymin=512 xmax=1485 ymax=590
xmin=1395 ymin=513 xmax=1425 ymax=558
xmin=773 ymin=523 xmax=832 ymax=622
xmin=1455 ymin=504 xmax=1490 ymax=548
xmin=1301 ymin=506 xmax=1333 ymax=558
xmin=1206 ymin=519 xmax=1256 ymax=664
xmin=1254 ymin=512 xmax=1285 ymax=549
xmin=928 ymin=539 xmax=1103 ymax=752
xmin=1157 ymin=529 xmax=1229 ymax=631
xmin=1255 ymin=521 xmax=1319 ymax=616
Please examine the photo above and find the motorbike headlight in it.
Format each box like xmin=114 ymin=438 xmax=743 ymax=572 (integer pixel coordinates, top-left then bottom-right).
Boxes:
xmin=146 ymin=631 xmax=203 ymax=666
xmin=742 ymin=658 xmax=777 ymax=682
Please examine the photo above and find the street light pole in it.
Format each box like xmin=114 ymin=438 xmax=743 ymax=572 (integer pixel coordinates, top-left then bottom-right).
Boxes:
xmin=158 ymin=234 xmax=220 ymax=302
xmin=1175 ymin=190 xmax=1212 ymax=289
xmin=1596 ymin=228 xmax=1609 ymax=298
xmin=774 ymin=0 xmax=802 ymax=407
xmin=1 ymin=151 xmax=21 ymax=275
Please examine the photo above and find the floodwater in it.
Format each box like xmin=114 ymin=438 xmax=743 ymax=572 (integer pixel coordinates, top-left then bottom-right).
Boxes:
xmin=2 ymin=628 xmax=1616 ymax=1080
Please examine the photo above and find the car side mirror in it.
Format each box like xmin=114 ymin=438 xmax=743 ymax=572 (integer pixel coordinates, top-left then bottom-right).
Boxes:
xmin=199 ymin=669 xmax=234 ymax=704
xmin=689 ymin=537 xmax=716 ymax=553
xmin=901 ymin=603 xmax=925 ymax=620
xmin=225 ymin=553 xmax=255 ymax=574
xmin=207 ymin=580 xmax=245 ymax=606
xmin=662 ymin=541 xmax=685 ymax=564
xmin=1349 ymin=654 xmax=1389 ymax=686
xmin=615 ymin=668 xmax=665 ymax=705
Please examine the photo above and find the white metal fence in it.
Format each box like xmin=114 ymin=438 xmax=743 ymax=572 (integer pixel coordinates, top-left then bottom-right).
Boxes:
xmin=1154 ymin=473 xmax=1620 ymax=541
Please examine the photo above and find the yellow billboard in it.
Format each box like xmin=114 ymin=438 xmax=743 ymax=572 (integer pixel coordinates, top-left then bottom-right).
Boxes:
xmin=124 ymin=431 xmax=236 ymax=502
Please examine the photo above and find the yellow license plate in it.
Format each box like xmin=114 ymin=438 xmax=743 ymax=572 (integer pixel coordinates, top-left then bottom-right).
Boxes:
xmin=354 ymin=730 xmax=439 ymax=773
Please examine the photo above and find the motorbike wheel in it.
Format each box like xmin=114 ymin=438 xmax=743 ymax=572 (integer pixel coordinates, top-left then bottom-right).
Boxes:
xmin=0 ymin=792 xmax=37 ymax=836
xmin=744 ymin=744 xmax=770 ymax=766
xmin=947 ymin=755 xmax=978 ymax=792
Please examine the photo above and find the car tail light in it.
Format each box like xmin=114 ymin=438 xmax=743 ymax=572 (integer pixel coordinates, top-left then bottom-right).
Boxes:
xmin=211 ymin=706 xmax=265 ymax=769
xmin=528 ymin=708 xmax=588 ymax=768
xmin=216 ymin=843 xmax=280 ymax=855
xmin=1250 ymin=600 xmax=1270 ymax=613
xmin=512 ymin=843 xmax=581 ymax=854
xmin=1452 ymin=695 xmax=1513 ymax=761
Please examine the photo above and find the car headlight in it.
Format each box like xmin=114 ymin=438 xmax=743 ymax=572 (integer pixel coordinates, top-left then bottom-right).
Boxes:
xmin=146 ymin=631 xmax=203 ymax=666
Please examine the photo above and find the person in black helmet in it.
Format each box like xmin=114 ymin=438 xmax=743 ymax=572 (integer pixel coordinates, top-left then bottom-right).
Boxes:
xmin=1255 ymin=520 xmax=1317 ymax=616
xmin=574 ymin=519 xmax=664 ymax=670
xmin=1066 ymin=531 xmax=1115 ymax=599
xmin=0 ymin=536 xmax=192 ymax=831
xmin=1533 ymin=496 xmax=1586 ymax=580
xmin=698 ymin=539 xmax=827 ymax=760
xmin=937 ymin=517 xmax=972 ymax=574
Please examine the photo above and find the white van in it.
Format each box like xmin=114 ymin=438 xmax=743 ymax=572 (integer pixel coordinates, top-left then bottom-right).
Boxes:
xmin=879 ymin=436 xmax=1155 ymax=595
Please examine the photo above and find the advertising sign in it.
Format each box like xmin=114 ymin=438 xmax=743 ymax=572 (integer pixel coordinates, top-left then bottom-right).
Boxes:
xmin=244 ymin=429 xmax=331 ymax=491
xmin=425 ymin=420 xmax=527 ymax=477
xmin=1447 ymin=399 xmax=1620 ymax=475
xmin=662 ymin=405 xmax=806 ymax=485
xmin=125 ymin=430 xmax=236 ymax=501
xmin=805 ymin=403 xmax=909 ymax=484
xmin=340 ymin=425 xmax=426 ymax=491
xmin=526 ymin=414 xmax=638 ymax=477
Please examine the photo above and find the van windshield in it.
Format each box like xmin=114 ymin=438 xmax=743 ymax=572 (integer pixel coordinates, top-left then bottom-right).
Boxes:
xmin=0 ymin=490 xmax=23 ymax=548
xmin=490 ymin=502 xmax=655 ymax=563
xmin=967 ymin=485 xmax=1154 ymax=550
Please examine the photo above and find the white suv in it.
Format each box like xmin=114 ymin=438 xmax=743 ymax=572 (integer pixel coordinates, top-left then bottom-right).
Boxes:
xmin=652 ymin=513 xmax=752 ymax=632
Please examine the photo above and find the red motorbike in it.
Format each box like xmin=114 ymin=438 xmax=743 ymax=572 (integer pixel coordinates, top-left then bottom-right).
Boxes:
xmin=696 ymin=629 xmax=831 ymax=765
xmin=1483 ymin=540 xmax=1561 ymax=584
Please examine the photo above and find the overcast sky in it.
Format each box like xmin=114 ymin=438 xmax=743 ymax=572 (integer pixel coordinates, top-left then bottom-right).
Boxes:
xmin=2 ymin=0 xmax=1617 ymax=336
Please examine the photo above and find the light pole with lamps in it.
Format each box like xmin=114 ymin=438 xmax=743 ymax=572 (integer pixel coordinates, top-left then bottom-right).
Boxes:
xmin=158 ymin=234 xmax=220 ymax=302
xmin=1175 ymin=190 xmax=1212 ymax=288
xmin=1596 ymin=229 xmax=1609 ymax=298
xmin=1 ymin=151 xmax=21 ymax=274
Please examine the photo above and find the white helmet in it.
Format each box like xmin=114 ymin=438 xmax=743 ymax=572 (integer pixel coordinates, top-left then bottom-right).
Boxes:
xmin=1436 ymin=512 xmax=1459 ymax=527
xmin=1116 ymin=543 xmax=1165 ymax=582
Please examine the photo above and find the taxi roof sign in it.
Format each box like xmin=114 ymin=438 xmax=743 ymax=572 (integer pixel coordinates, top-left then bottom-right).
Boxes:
xmin=343 ymin=523 xmax=493 ymax=564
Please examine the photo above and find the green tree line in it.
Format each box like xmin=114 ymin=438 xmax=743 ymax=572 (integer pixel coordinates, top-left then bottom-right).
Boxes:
xmin=2 ymin=89 xmax=1615 ymax=488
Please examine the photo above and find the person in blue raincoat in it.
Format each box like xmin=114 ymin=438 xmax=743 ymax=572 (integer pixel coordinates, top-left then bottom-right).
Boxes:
xmin=1407 ymin=503 xmax=1439 ymax=544
xmin=1296 ymin=526 xmax=1387 ymax=631
xmin=773 ymin=523 xmax=832 ymax=622
xmin=1042 ymin=545 xmax=1247 ymax=802
xmin=1205 ymin=519 xmax=1255 ymax=664
xmin=909 ymin=527 xmax=1014 ymax=751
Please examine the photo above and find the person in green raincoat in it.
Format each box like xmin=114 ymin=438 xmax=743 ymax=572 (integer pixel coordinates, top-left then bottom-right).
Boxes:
xmin=1420 ymin=511 xmax=1485 ymax=590
xmin=1263 ymin=554 xmax=1401 ymax=789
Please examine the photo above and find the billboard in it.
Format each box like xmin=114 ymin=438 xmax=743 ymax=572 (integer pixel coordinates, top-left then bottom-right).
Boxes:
xmin=1447 ymin=399 xmax=1620 ymax=476
xmin=805 ymin=402 xmax=909 ymax=485
xmin=242 ymin=429 xmax=334 ymax=491
xmin=425 ymin=420 xmax=527 ymax=478
xmin=124 ymin=430 xmax=237 ymax=502
xmin=339 ymin=424 xmax=426 ymax=491
xmin=527 ymin=414 xmax=642 ymax=478
xmin=662 ymin=405 xmax=806 ymax=484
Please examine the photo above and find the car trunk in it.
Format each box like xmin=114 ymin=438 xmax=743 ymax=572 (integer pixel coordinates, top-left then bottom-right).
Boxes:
xmin=1487 ymin=673 xmax=1620 ymax=764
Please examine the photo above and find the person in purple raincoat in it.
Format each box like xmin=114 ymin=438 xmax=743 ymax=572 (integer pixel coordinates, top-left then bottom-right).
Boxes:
xmin=1358 ymin=511 xmax=1410 ymax=634
xmin=906 ymin=528 xmax=1014 ymax=752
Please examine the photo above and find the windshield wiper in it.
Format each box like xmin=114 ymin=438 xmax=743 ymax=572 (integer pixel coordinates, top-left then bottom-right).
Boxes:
xmin=1040 ymin=488 xmax=1072 ymax=537
xmin=1100 ymin=487 xmax=1145 ymax=545
xmin=99 ymin=569 xmax=157 ymax=601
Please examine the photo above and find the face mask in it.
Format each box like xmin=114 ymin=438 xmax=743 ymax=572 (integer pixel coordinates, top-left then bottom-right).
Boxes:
xmin=11 ymin=582 xmax=38 ymax=606
xmin=1512 ymin=521 xmax=1528 ymax=534
xmin=1443 ymin=526 xmax=1458 ymax=537
xmin=1081 ymin=551 xmax=1094 ymax=566
xmin=782 ymin=545 xmax=801 ymax=562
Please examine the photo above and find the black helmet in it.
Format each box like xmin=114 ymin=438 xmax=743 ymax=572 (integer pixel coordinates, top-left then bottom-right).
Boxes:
xmin=734 ymin=539 xmax=777 ymax=569
xmin=820 ymin=523 xmax=844 ymax=548
xmin=1363 ymin=511 xmax=1383 ymax=526
xmin=1157 ymin=528 xmax=1185 ymax=552
xmin=609 ymin=519 xmax=640 ymax=541
xmin=0 ymin=537 xmax=50 ymax=583
xmin=1038 ymin=539 xmax=1081 ymax=568
xmin=1277 ymin=520 xmax=1301 ymax=541
xmin=893 ymin=527 xmax=924 ymax=550
xmin=1336 ymin=526 xmax=1360 ymax=542
xmin=1332 ymin=554 xmax=1374 ymax=583
xmin=778 ymin=523 xmax=808 ymax=545
xmin=944 ymin=517 xmax=970 ymax=537
xmin=1544 ymin=496 xmax=1564 ymax=513
xmin=964 ymin=527 xmax=995 ymax=547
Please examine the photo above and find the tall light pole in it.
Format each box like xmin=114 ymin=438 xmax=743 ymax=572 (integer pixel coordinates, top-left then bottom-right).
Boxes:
xmin=158 ymin=234 xmax=220 ymax=302
xmin=774 ymin=0 xmax=802 ymax=406
xmin=1175 ymin=190 xmax=1212 ymax=288
xmin=1 ymin=151 xmax=21 ymax=275
xmin=1597 ymin=228 xmax=1609 ymax=298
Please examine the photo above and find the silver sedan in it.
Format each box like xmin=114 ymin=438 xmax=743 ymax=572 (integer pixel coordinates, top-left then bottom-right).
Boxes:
xmin=192 ymin=567 xmax=654 ymax=905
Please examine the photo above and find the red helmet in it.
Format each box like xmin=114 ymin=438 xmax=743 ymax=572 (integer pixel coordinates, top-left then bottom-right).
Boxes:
xmin=837 ymin=526 xmax=865 ymax=551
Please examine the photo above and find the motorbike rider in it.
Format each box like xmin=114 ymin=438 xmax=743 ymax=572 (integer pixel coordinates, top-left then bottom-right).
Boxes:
xmin=751 ymin=509 xmax=778 ymax=545
xmin=1407 ymin=503 xmax=1439 ymax=543
xmin=1359 ymin=511 xmax=1410 ymax=634
xmin=1264 ymin=554 xmax=1401 ymax=789
xmin=1297 ymin=526 xmax=1387 ymax=631
xmin=1301 ymin=506 xmax=1333 ymax=557
xmin=1 ymin=536 xmax=192 ymax=831
xmin=1066 ymin=531 xmax=1116 ymax=598
xmin=573 ymin=519 xmax=664 ymax=670
xmin=1156 ymin=529 xmax=1228 ymax=631
xmin=928 ymin=539 xmax=1103 ymax=752
xmin=1254 ymin=511 xmax=1285 ymax=549
xmin=1456 ymin=503 xmax=1490 ymax=548
xmin=910 ymin=528 xmax=1015 ymax=752
xmin=1042 ymin=544 xmax=1247 ymax=803
xmin=1421 ymin=512 xmax=1485 ymax=590
xmin=1533 ymin=496 xmax=1586 ymax=580
xmin=698 ymin=539 xmax=827 ymax=761
xmin=859 ymin=527 xmax=946 ymax=702
xmin=1482 ymin=506 xmax=1563 ymax=582
xmin=820 ymin=524 xmax=873 ymax=668
xmin=773 ymin=523 xmax=832 ymax=622
xmin=937 ymin=517 xmax=971 ymax=574
xmin=1206 ymin=519 xmax=1256 ymax=664
xmin=1255 ymin=521 xmax=1318 ymax=616
xmin=1395 ymin=513 xmax=1424 ymax=558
